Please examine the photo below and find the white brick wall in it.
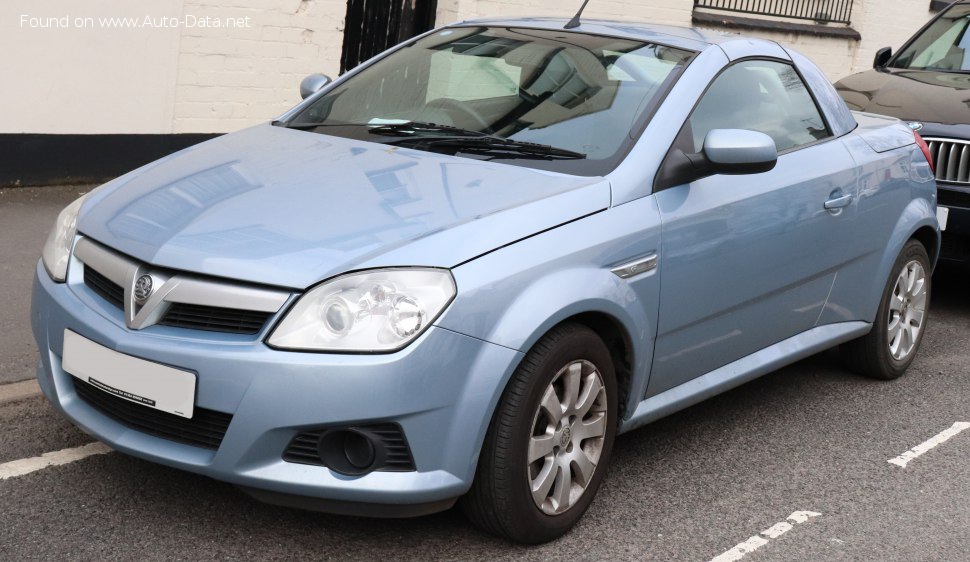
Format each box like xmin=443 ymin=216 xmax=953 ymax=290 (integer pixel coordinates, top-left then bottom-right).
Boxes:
xmin=0 ymin=0 xmax=941 ymax=134
xmin=172 ymin=0 xmax=345 ymax=133
xmin=0 ymin=0 xmax=184 ymax=134
xmin=440 ymin=0 xmax=693 ymax=23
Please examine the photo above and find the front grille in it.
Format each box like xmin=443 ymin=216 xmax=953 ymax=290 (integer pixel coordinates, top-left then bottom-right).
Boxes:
xmin=83 ymin=266 xmax=124 ymax=309
xmin=80 ymin=261 xmax=276 ymax=335
xmin=283 ymin=423 xmax=416 ymax=471
xmin=158 ymin=303 xmax=273 ymax=334
xmin=926 ymin=138 xmax=970 ymax=185
xmin=939 ymin=187 xmax=970 ymax=209
xmin=73 ymin=377 xmax=232 ymax=450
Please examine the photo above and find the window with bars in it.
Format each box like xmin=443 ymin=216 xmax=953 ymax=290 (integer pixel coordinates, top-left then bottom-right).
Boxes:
xmin=693 ymin=0 xmax=855 ymax=25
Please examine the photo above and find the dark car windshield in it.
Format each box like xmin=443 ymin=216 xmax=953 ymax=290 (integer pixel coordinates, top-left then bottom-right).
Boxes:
xmin=892 ymin=5 xmax=970 ymax=72
xmin=284 ymin=26 xmax=694 ymax=176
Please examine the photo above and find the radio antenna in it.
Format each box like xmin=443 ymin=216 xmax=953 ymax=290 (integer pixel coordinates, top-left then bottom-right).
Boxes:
xmin=564 ymin=0 xmax=591 ymax=29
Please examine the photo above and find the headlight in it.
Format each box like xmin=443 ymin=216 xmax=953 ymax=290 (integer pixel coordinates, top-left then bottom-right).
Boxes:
xmin=268 ymin=268 xmax=456 ymax=352
xmin=41 ymin=195 xmax=87 ymax=282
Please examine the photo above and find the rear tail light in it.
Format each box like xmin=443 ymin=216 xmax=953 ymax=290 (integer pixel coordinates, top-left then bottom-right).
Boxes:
xmin=914 ymin=130 xmax=935 ymax=174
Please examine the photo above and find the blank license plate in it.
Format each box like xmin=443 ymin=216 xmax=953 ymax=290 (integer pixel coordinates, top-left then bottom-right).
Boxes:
xmin=938 ymin=206 xmax=949 ymax=231
xmin=62 ymin=329 xmax=196 ymax=418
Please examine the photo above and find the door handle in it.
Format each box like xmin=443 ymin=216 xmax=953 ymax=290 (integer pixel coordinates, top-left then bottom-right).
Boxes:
xmin=824 ymin=194 xmax=853 ymax=210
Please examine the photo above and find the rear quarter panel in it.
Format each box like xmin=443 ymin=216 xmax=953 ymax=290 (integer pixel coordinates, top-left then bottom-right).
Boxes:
xmin=818 ymin=113 xmax=938 ymax=325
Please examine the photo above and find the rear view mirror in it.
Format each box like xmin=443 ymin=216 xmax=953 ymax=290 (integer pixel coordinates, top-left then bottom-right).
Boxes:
xmin=300 ymin=74 xmax=332 ymax=99
xmin=873 ymin=47 xmax=892 ymax=69
xmin=702 ymin=129 xmax=777 ymax=175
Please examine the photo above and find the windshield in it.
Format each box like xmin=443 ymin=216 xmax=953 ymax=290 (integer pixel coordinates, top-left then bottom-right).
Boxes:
xmin=892 ymin=5 xmax=970 ymax=72
xmin=284 ymin=26 xmax=694 ymax=176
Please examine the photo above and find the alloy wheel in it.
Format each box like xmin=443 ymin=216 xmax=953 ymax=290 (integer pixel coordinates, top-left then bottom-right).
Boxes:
xmin=527 ymin=359 xmax=608 ymax=515
xmin=887 ymin=259 xmax=927 ymax=361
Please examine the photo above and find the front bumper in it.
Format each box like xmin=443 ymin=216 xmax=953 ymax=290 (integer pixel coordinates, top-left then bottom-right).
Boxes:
xmin=30 ymin=260 xmax=522 ymax=514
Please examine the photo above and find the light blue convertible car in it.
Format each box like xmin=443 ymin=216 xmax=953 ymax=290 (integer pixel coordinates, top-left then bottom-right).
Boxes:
xmin=32 ymin=17 xmax=939 ymax=543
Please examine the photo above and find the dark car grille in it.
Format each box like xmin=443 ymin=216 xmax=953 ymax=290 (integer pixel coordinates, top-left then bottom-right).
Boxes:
xmin=941 ymin=231 xmax=969 ymax=257
xmin=283 ymin=423 xmax=416 ymax=471
xmin=158 ymin=303 xmax=273 ymax=335
xmin=82 ymin=264 xmax=274 ymax=335
xmin=73 ymin=376 xmax=232 ymax=450
xmin=926 ymin=138 xmax=970 ymax=185
xmin=83 ymin=267 xmax=125 ymax=309
xmin=938 ymin=187 xmax=970 ymax=209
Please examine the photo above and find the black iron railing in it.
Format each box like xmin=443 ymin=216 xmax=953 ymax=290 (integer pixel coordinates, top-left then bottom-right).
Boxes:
xmin=694 ymin=0 xmax=854 ymax=24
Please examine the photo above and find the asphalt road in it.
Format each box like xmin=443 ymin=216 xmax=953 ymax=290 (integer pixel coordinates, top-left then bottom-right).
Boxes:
xmin=0 ymin=185 xmax=93 ymax=385
xmin=1 ymin=186 xmax=968 ymax=560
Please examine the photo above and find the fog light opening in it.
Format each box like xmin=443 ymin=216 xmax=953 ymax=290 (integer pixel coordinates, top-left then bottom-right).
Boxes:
xmin=316 ymin=428 xmax=384 ymax=475
xmin=343 ymin=431 xmax=376 ymax=469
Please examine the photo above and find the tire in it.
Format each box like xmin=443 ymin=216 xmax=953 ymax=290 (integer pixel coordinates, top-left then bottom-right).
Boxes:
xmin=461 ymin=323 xmax=618 ymax=544
xmin=841 ymin=239 xmax=932 ymax=380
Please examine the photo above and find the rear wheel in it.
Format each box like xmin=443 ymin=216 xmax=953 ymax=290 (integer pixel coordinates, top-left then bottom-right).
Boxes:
xmin=842 ymin=239 xmax=931 ymax=379
xmin=461 ymin=323 xmax=617 ymax=543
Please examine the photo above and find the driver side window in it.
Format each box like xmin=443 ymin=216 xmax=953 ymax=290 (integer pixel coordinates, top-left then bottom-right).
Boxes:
xmin=689 ymin=60 xmax=830 ymax=153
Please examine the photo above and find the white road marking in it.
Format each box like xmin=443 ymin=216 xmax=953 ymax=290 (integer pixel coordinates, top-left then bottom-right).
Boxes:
xmin=761 ymin=521 xmax=792 ymax=539
xmin=711 ymin=536 xmax=768 ymax=562
xmin=0 ymin=379 xmax=41 ymax=405
xmin=888 ymin=422 xmax=970 ymax=468
xmin=788 ymin=511 xmax=821 ymax=524
xmin=710 ymin=511 xmax=821 ymax=562
xmin=0 ymin=442 xmax=112 ymax=481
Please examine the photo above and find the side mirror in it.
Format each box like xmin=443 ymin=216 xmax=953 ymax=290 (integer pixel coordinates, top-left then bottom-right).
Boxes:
xmin=873 ymin=47 xmax=892 ymax=69
xmin=702 ymin=129 xmax=777 ymax=175
xmin=300 ymin=73 xmax=332 ymax=99
xmin=654 ymin=129 xmax=777 ymax=190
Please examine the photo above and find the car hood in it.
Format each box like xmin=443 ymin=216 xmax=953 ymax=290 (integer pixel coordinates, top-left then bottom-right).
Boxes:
xmin=79 ymin=124 xmax=609 ymax=289
xmin=835 ymin=69 xmax=970 ymax=125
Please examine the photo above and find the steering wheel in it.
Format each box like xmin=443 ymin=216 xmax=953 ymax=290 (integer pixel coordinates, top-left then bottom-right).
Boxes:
xmin=426 ymin=97 xmax=491 ymax=131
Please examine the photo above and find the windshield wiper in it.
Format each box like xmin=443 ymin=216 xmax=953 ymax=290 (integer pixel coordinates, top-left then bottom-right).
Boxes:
xmin=901 ymin=65 xmax=970 ymax=74
xmin=276 ymin=120 xmax=487 ymax=134
xmin=388 ymin=135 xmax=586 ymax=160
xmin=922 ymin=67 xmax=970 ymax=74
xmin=274 ymin=119 xmax=585 ymax=160
xmin=366 ymin=121 xmax=489 ymax=138
xmin=276 ymin=121 xmax=387 ymax=129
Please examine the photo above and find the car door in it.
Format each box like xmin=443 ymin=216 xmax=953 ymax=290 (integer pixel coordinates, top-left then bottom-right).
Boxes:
xmin=646 ymin=59 xmax=860 ymax=397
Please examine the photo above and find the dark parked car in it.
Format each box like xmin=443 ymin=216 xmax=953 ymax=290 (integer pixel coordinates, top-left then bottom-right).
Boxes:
xmin=835 ymin=0 xmax=969 ymax=264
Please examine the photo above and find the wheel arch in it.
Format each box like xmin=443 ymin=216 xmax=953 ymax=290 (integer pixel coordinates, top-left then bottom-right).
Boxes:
xmin=474 ymin=269 xmax=655 ymax=426
xmin=910 ymin=224 xmax=940 ymax=270
xmin=548 ymin=311 xmax=635 ymax=421
xmin=501 ymin=288 xmax=652 ymax=419
xmin=440 ymin=262 xmax=658 ymax=449
xmin=448 ymin=299 xmax=649 ymax=492
xmin=863 ymin=197 xmax=939 ymax=322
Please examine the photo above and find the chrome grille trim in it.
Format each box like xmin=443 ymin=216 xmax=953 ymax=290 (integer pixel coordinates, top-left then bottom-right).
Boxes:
xmin=925 ymin=137 xmax=970 ymax=185
xmin=74 ymin=237 xmax=292 ymax=331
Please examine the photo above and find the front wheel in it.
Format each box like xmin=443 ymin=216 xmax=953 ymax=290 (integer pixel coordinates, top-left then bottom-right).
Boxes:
xmin=461 ymin=323 xmax=618 ymax=543
xmin=842 ymin=239 xmax=931 ymax=379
